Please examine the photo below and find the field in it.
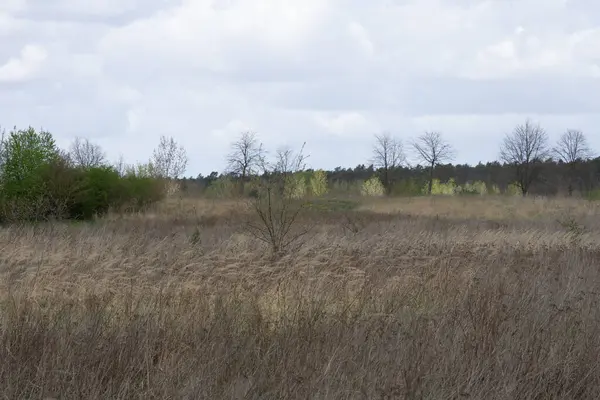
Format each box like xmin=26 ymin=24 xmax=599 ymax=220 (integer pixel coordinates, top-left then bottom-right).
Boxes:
xmin=1 ymin=195 xmax=600 ymax=399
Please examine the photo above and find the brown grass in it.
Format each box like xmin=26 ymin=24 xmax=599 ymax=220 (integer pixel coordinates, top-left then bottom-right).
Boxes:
xmin=1 ymin=195 xmax=600 ymax=399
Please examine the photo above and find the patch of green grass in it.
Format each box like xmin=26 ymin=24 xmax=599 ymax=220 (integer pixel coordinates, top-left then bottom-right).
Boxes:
xmin=586 ymin=189 xmax=600 ymax=201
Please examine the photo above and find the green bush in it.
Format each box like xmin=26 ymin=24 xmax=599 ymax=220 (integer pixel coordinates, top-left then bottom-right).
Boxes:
xmin=116 ymin=175 xmax=165 ymax=212
xmin=586 ymin=189 xmax=600 ymax=201
xmin=38 ymin=157 xmax=84 ymax=219
xmin=309 ymin=170 xmax=328 ymax=197
xmin=284 ymin=173 xmax=307 ymax=199
xmin=505 ymin=183 xmax=521 ymax=196
xmin=488 ymin=184 xmax=501 ymax=195
xmin=38 ymin=161 xmax=165 ymax=220
xmin=361 ymin=176 xmax=385 ymax=196
xmin=71 ymin=167 xmax=122 ymax=219
xmin=425 ymin=178 xmax=457 ymax=195
xmin=456 ymin=181 xmax=488 ymax=196
xmin=392 ymin=178 xmax=423 ymax=196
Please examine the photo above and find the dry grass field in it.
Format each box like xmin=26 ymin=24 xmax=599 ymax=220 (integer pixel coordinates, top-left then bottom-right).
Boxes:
xmin=1 ymin=195 xmax=600 ymax=399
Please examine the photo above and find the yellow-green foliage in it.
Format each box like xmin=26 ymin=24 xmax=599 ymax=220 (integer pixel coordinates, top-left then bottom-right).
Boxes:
xmin=489 ymin=184 xmax=501 ymax=195
xmin=125 ymin=162 xmax=157 ymax=178
xmin=425 ymin=179 xmax=457 ymax=195
xmin=361 ymin=176 xmax=385 ymax=197
xmin=425 ymin=179 xmax=493 ymax=196
xmin=285 ymin=173 xmax=307 ymax=199
xmin=506 ymin=183 xmax=521 ymax=196
xmin=457 ymin=181 xmax=488 ymax=196
xmin=310 ymin=170 xmax=328 ymax=197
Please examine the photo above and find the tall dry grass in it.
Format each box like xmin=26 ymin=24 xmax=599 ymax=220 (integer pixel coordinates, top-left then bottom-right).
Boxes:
xmin=1 ymin=195 xmax=600 ymax=399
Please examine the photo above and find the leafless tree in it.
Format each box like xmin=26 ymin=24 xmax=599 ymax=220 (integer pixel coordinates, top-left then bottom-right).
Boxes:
xmin=371 ymin=132 xmax=405 ymax=194
xmin=499 ymin=119 xmax=550 ymax=196
xmin=151 ymin=135 xmax=188 ymax=179
xmin=412 ymin=131 xmax=455 ymax=195
xmin=245 ymin=142 xmax=311 ymax=256
xmin=273 ymin=143 xmax=308 ymax=175
xmin=113 ymin=154 xmax=127 ymax=177
xmin=69 ymin=137 xmax=106 ymax=168
xmin=0 ymin=125 xmax=5 ymax=171
xmin=227 ymin=131 xmax=266 ymax=180
xmin=553 ymin=129 xmax=594 ymax=196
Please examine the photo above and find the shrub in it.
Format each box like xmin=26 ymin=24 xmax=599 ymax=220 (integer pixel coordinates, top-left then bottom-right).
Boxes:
xmin=309 ymin=169 xmax=328 ymax=197
xmin=40 ymin=162 xmax=165 ymax=219
xmin=116 ymin=175 xmax=165 ymax=212
xmin=392 ymin=178 xmax=423 ymax=196
xmin=488 ymin=184 xmax=501 ymax=195
xmin=425 ymin=178 xmax=457 ymax=195
xmin=361 ymin=176 xmax=385 ymax=196
xmin=457 ymin=181 xmax=488 ymax=196
xmin=506 ymin=183 xmax=521 ymax=196
xmin=38 ymin=156 xmax=84 ymax=219
xmin=71 ymin=167 xmax=123 ymax=219
xmin=284 ymin=173 xmax=307 ymax=199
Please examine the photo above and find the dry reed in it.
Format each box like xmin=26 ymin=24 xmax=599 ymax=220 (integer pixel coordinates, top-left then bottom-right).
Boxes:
xmin=0 ymin=195 xmax=599 ymax=399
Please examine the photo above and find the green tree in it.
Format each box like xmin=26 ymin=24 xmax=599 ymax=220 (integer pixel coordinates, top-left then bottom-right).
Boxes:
xmin=0 ymin=127 xmax=59 ymax=209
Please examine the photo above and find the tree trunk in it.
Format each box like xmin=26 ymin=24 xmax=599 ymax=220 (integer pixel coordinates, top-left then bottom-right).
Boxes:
xmin=383 ymin=168 xmax=390 ymax=195
xmin=428 ymin=163 xmax=434 ymax=195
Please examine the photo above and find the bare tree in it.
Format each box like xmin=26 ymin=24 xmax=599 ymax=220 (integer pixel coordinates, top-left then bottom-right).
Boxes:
xmin=113 ymin=154 xmax=127 ymax=177
xmin=371 ymin=132 xmax=405 ymax=194
xmin=226 ymin=131 xmax=266 ymax=180
xmin=0 ymin=125 xmax=5 ymax=172
xmin=553 ymin=129 xmax=594 ymax=196
xmin=273 ymin=143 xmax=308 ymax=175
xmin=245 ymin=142 xmax=311 ymax=256
xmin=69 ymin=137 xmax=106 ymax=168
xmin=412 ymin=131 xmax=455 ymax=195
xmin=499 ymin=119 xmax=550 ymax=196
xmin=151 ymin=136 xmax=188 ymax=179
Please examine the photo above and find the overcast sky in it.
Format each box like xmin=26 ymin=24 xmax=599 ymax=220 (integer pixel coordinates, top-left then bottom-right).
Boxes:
xmin=1 ymin=0 xmax=599 ymax=176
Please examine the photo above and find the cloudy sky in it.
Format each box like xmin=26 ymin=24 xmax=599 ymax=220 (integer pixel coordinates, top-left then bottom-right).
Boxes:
xmin=1 ymin=0 xmax=599 ymax=176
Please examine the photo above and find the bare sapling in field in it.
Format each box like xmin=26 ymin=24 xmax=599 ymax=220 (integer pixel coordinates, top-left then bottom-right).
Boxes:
xmin=245 ymin=143 xmax=312 ymax=255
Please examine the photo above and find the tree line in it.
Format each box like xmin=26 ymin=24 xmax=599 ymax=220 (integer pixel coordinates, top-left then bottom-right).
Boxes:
xmin=187 ymin=119 xmax=599 ymax=199
xmin=1 ymin=118 xmax=598 ymax=224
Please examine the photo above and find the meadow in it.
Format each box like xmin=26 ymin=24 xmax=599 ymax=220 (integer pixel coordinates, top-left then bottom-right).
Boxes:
xmin=1 ymin=195 xmax=600 ymax=399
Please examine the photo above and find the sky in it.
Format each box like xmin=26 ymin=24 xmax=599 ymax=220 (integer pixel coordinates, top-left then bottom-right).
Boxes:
xmin=1 ymin=0 xmax=600 ymax=177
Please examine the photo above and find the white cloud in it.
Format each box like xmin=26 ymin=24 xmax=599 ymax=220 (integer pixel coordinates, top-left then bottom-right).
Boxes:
xmin=314 ymin=112 xmax=376 ymax=136
xmin=0 ymin=44 xmax=47 ymax=82
xmin=0 ymin=0 xmax=599 ymax=175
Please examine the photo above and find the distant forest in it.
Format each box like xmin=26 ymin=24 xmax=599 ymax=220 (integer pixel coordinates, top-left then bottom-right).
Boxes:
xmin=186 ymin=157 xmax=600 ymax=198
xmin=182 ymin=122 xmax=600 ymax=198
